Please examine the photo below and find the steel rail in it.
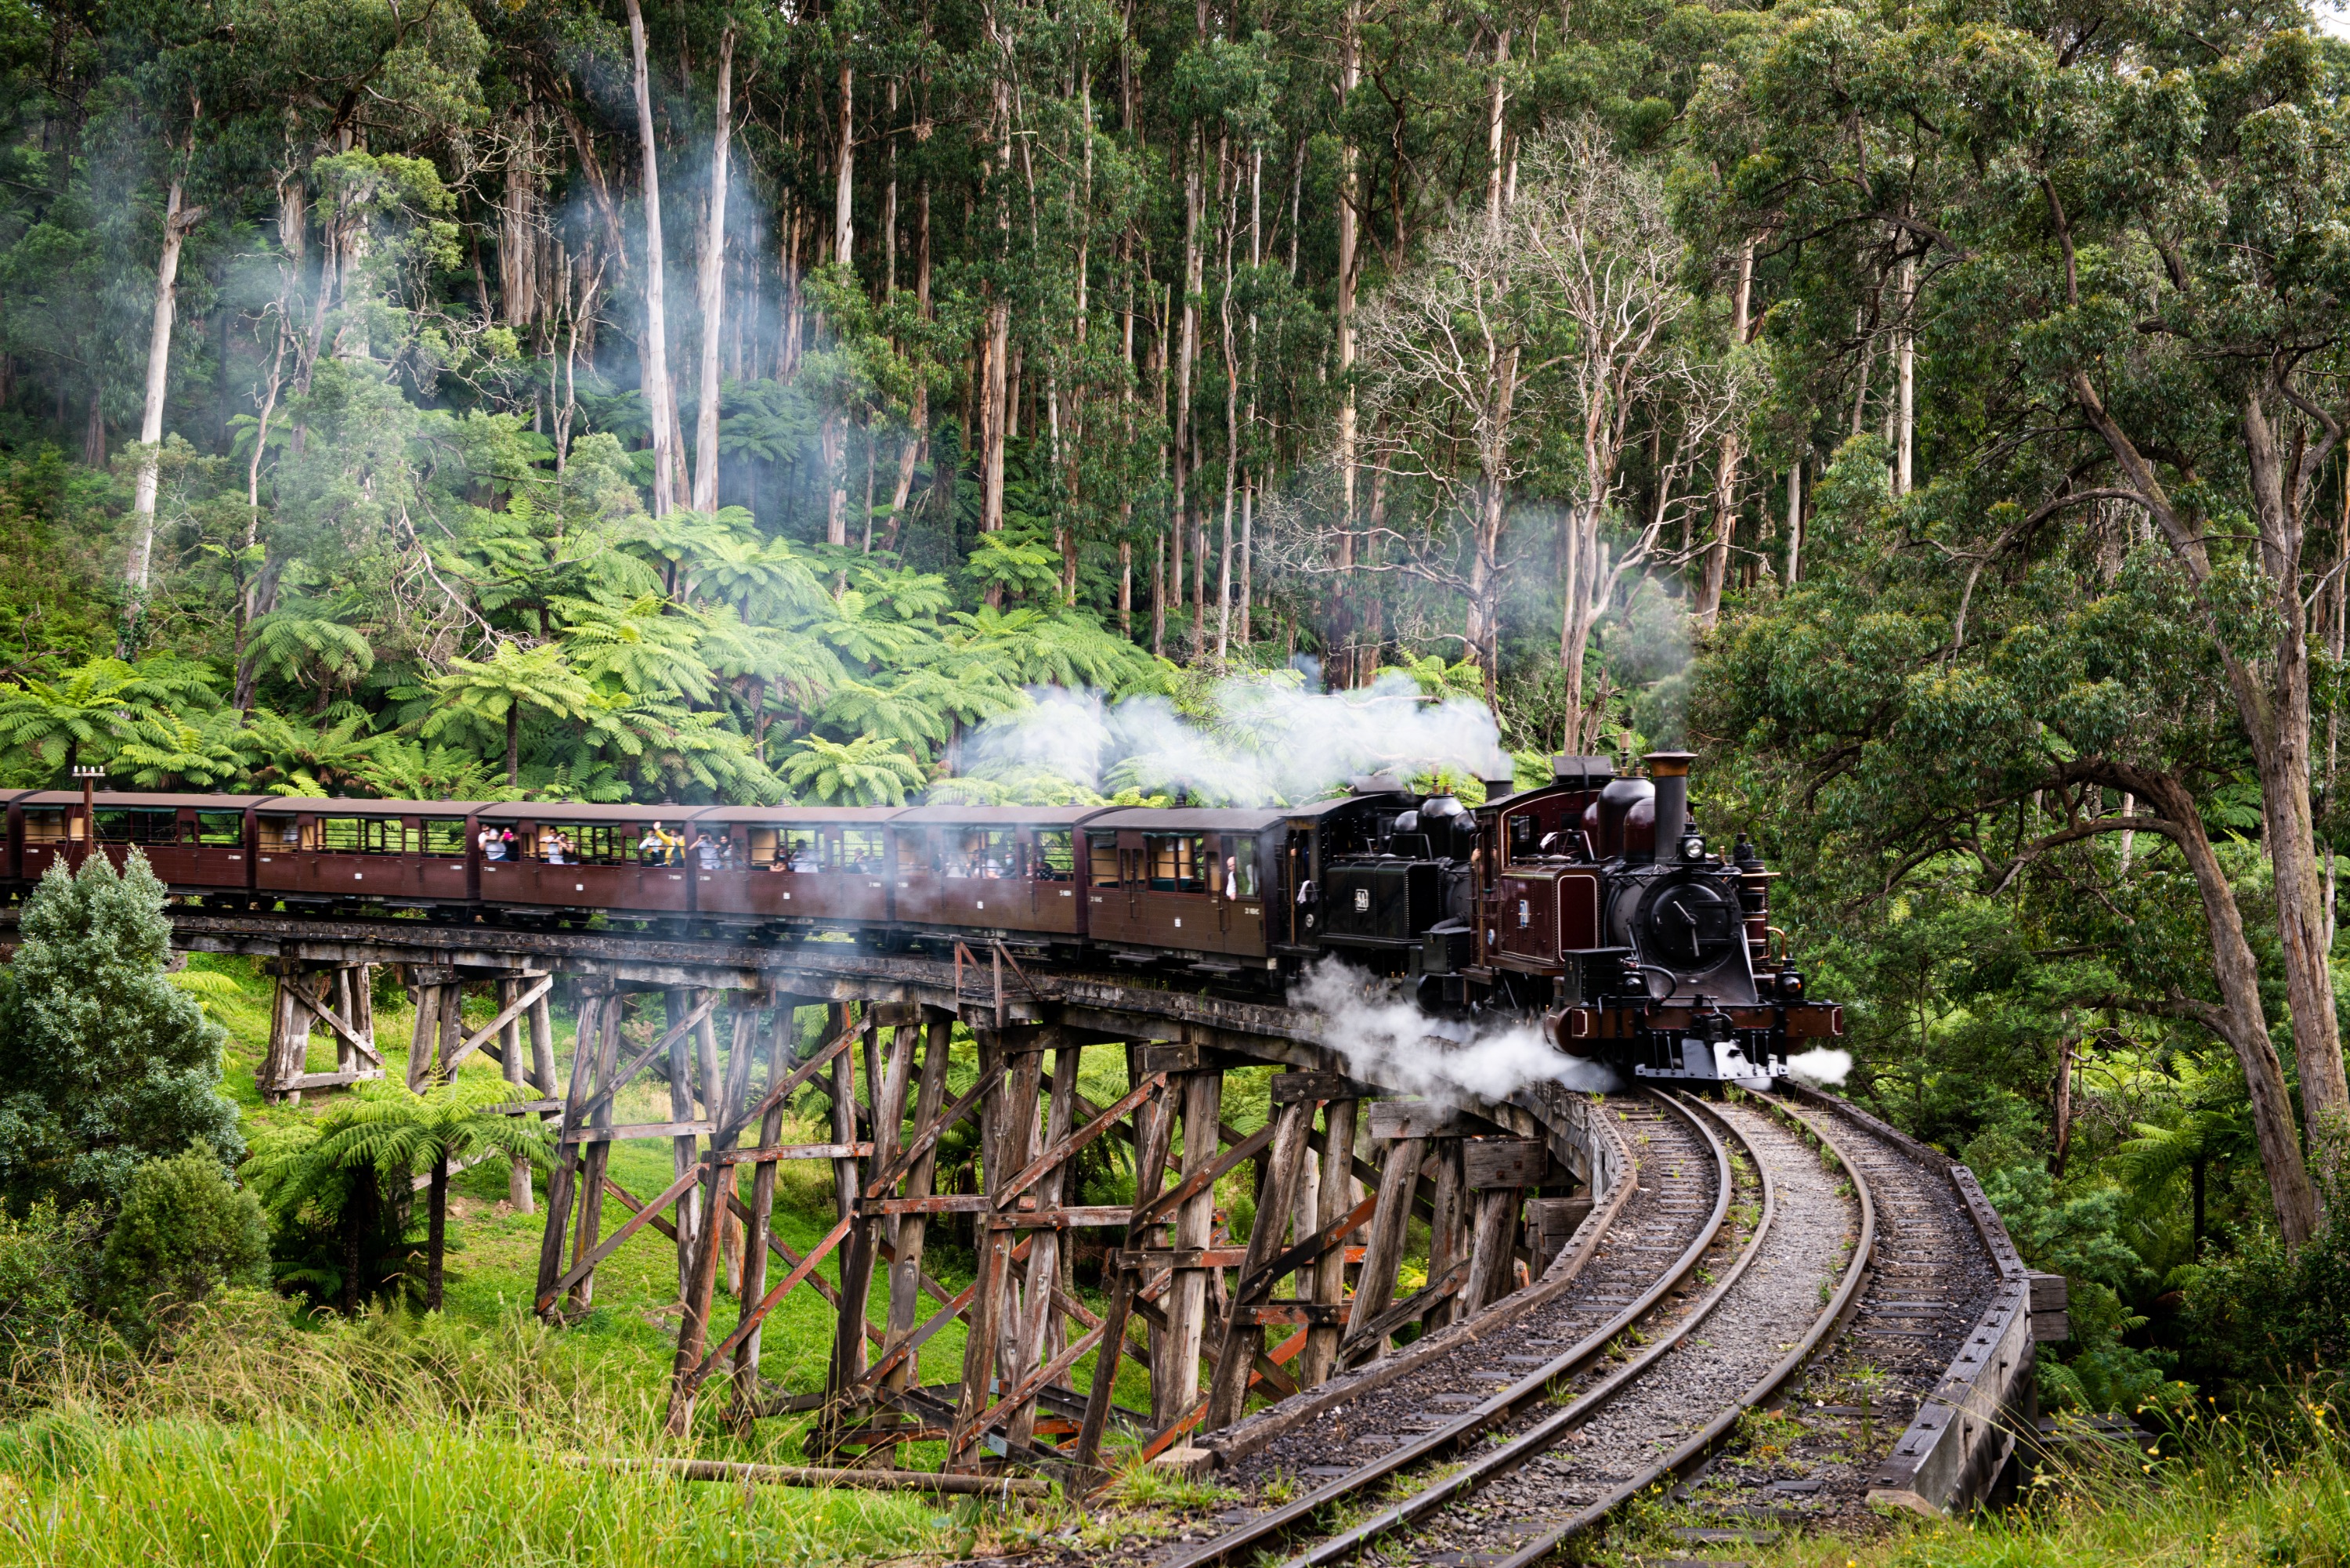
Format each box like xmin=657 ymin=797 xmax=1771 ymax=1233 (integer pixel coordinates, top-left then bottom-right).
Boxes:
xmin=1155 ymin=1089 xmax=1732 ymax=1568
xmin=1473 ymin=1091 xmax=1879 ymax=1568
xmin=1259 ymin=1090 xmax=1779 ymax=1568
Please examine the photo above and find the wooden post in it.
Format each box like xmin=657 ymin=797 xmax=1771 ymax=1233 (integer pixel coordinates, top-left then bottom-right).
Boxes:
xmin=1423 ymin=1138 xmax=1466 ymax=1335
xmin=1462 ymin=1184 xmax=1522 ymax=1317
xmin=667 ymin=990 xmax=756 ymax=1436
xmin=666 ymin=988 xmax=704 ymax=1299
xmin=1339 ymin=1133 xmax=1424 ymax=1364
xmin=1075 ymin=1057 xmax=1173 ymax=1476
xmin=526 ymin=982 xmax=559 ymax=1094
xmin=830 ymin=1006 xmax=917 ymax=1428
xmin=569 ymin=993 xmax=625 ymax=1313
xmin=949 ymin=1026 xmax=1036 ymax=1471
xmin=880 ymin=1010 xmax=954 ymax=1399
xmin=535 ymin=988 xmax=607 ymax=1311
xmin=733 ymin=999 xmax=795 ymax=1420
xmin=500 ymin=976 xmax=533 ymax=1212
xmin=1205 ymin=1096 xmax=1316 ymax=1430
xmin=1156 ymin=1068 xmax=1227 ymax=1425
xmin=1297 ymin=1097 xmax=1358 ymax=1388
xmin=406 ymin=971 xmax=437 ymax=1090
xmin=436 ymin=977 xmax=464 ymax=1084
xmin=1003 ymin=1033 xmax=1080 ymax=1450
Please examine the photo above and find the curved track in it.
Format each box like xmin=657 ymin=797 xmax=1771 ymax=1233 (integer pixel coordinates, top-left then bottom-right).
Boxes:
xmin=1083 ymin=1090 xmax=1873 ymax=1568
xmin=1673 ymin=1093 xmax=2005 ymax=1534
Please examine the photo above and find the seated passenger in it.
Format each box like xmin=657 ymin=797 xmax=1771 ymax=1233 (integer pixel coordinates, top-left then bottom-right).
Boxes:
xmin=693 ymin=832 xmax=723 ymax=869
xmin=479 ymin=826 xmax=506 ymax=862
xmin=640 ymin=825 xmax=666 ymax=865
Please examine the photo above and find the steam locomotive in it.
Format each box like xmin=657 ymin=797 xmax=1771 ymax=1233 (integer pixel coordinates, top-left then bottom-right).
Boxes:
xmin=0 ymin=750 xmax=1839 ymax=1087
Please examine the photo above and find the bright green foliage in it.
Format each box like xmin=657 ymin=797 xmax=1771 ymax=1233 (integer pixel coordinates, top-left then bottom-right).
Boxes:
xmin=782 ymin=733 xmax=928 ymax=806
xmin=0 ymin=1202 xmax=111 ymax=1393
xmin=251 ymin=1078 xmax=548 ymax=1313
xmin=96 ymin=1143 xmax=269 ymax=1340
xmin=0 ymin=851 xmax=240 ymax=1212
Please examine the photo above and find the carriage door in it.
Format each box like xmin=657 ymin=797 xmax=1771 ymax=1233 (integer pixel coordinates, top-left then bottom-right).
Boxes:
xmin=1212 ymin=835 xmax=1232 ymax=940
xmin=1119 ymin=829 xmax=1144 ymax=922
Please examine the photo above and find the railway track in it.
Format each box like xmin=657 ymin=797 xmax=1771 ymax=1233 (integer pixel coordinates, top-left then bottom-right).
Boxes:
xmin=1671 ymin=1093 xmax=2006 ymax=1535
xmin=1042 ymin=1089 xmax=1874 ymax=1568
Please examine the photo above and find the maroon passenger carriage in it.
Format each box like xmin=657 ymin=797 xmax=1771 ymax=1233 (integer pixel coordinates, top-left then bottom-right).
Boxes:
xmin=0 ymin=749 xmax=1846 ymax=1089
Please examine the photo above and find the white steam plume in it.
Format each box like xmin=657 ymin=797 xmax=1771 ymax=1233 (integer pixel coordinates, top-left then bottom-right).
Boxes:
xmin=1786 ymin=1048 xmax=1853 ymax=1089
xmin=947 ymin=672 xmax=1513 ymax=807
xmin=1291 ymin=962 xmax=1618 ymax=1104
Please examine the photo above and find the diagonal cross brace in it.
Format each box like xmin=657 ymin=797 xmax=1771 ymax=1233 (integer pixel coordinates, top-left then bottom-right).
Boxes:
xmin=444 ymin=974 xmax=556 ymax=1075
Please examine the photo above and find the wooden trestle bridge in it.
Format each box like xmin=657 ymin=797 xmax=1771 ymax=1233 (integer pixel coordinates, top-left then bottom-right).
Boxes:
xmin=5 ymin=907 xmax=2044 ymax=1517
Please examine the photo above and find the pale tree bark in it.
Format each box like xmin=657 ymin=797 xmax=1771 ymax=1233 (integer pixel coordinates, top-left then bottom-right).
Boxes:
xmin=125 ymin=139 xmax=205 ymax=651
xmin=978 ymin=34 xmax=1012 ymax=597
xmin=1332 ymin=0 xmax=1361 ymax=683
xmin=1174 ymin=128 xmax=1202 ymax=654
xmin=1895 ymin=254 xmax=1915 ymax=496
xmin=2090 ymin=764 xmax=2319 ymax=1247
xmin=825 ymin=57 xmax=856 ymax=551
xmin=692 ymin=24 xmax=736 ymax=515
xmin=624 ymin=0 xmax=680 ymax=517
xmin=1694 ymin=239 xmax=1753 ymax=624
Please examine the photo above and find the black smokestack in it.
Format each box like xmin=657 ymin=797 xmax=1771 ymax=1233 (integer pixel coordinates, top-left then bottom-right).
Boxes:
xmin=1647 ymin=751 xmax=1695 ymax=857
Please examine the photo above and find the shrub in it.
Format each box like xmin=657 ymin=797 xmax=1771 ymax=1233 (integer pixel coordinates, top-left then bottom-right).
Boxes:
xmin=0 ymin=851 xmax=239 ymax=1212
xmin=96 ymin=1145 xmax=268 ymax=1342
xmin=0 ymin=1201 xmax=114 ymax=1404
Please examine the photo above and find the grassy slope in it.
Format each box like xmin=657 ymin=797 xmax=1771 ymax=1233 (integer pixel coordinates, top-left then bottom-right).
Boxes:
xmin=0 ymin=953 xmax=1183 ymax=1566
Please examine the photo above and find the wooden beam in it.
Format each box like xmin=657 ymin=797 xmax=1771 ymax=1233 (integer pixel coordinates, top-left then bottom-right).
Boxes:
xmin=441 ymin=973 xmax=555 ymax=1074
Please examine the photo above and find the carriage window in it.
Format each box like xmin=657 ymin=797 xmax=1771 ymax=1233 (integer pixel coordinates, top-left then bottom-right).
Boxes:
xmin=257 ymin=816 xmax=302 ymax=850
xmin=891 ymin=830 xmax=933 ymax=876
xmin=528 ymin=823 xmax=630 ymax=865
xmin=1088 ymin=833 xmax=1121 ymax=887
xmin=1144 ymin=833 xmax=1207 ymax=893
xmin=196 ymin=811 xmax=244 ymax=847
xmin=1508 ymin=812 xmax=1534 ymax=857
xmin=945 ymin=829 xmax=1018 ymax=878
xmin=318 ymin=817 xmax=407 ymax=854
xmin=95 ymin=808 xmax=179 ymax=845
xmin=21 ymin=808 xmax=66 ymax=844
xmin=1232 ymin=840 xmax=1259 ymax=897
xmin=781 ymin=829 xmax=823 ymax=872
xmin=840 ymin=828 xmax=886 ymax=873
xmin=747 ymin=828 xmax=779 ymax=866
xmin=1033 ymin=830 xmax=1075 ymax=881
xmin=420 ymin=818 xmax=468 ymax=855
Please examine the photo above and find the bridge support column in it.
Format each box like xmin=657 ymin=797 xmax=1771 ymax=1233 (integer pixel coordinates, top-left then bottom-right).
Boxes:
xmin=1423 ymin=1137 xmax=1468 ymax=1335
xmin=256 ymin=960 xmax=381 ymax=1103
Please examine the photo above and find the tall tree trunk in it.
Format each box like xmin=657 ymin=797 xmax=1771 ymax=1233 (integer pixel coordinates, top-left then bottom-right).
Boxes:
xmin=624 ymin=0 xmax=680 ymax=517
xmin=1896 ymin=255 xmax=1915 ymax=496
xmin=427 ymin=1153 xmax=449 ymax=1311
xmin=1484 ymin=28 xmax=1510 ymax=226
xmin=2121 ymin=764 xmax=2319 ymax=1247
xmin=125 ymin=160 xmax=200 ymax=653
xmin=1332 ymin=0 xmax=1361 ymax=681
xmin=692 ymin=25 xmax=736 ymax=514
xmin=1174 ymin=128 xmax=1202 ymax=657
xmin=1696 ymin=240 xmax=1753 ymax=624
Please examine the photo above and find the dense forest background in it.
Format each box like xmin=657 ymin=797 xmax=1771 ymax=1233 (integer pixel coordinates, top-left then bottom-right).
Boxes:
xmin=9 ymin=0 xmax=2350 ymax=1426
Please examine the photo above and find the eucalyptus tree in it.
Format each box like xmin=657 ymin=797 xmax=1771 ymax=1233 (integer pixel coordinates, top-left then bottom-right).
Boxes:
xmin=1687 ymin=0 xmax=2350 ymax=1176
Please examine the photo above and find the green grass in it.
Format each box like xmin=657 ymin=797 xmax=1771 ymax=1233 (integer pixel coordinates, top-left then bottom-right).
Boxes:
xmin=0 ymin=1412 xmax=960 ymax=1566
xmin=0 ymin=954 xmax=1201 ymax=1564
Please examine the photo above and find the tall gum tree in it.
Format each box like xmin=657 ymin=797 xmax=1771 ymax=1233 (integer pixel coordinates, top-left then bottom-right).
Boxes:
xmin=1688 ymin=2 xmax=2350 ymax=1164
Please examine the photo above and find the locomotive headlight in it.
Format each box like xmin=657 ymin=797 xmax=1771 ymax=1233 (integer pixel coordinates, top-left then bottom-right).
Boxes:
xmin=1679 ymin=833 xmax=1706 ymax=862
xmin=1781 ymin=967 xmax=1805 ymax=999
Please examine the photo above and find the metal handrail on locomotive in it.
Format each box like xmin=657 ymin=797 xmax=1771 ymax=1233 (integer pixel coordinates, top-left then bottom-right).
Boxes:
xmin=0 ymin=751 xmax=1840 ymax=1088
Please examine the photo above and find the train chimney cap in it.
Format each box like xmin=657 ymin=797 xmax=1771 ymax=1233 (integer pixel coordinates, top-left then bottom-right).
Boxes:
xmin=1643 ymin=750 xmax=1697 ymax=779
xmin=1553 ymin=755 xmax=1617 ymax=786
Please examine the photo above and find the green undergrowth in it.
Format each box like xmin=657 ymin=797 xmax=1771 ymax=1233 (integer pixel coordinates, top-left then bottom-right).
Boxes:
xmin=1736 ymin=1405 xmax=2350 ymax=1568
xmin=0 ymin=1411 xmax=956 ymax=1567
